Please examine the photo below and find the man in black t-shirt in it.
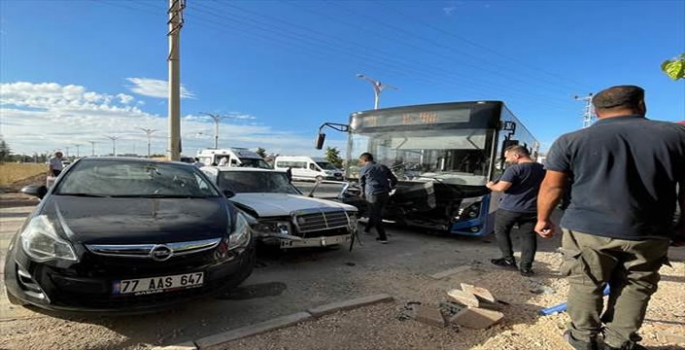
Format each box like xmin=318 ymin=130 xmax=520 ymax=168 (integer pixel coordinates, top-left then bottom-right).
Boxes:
xmin=486 ymin=145 xmax=546 ymax=276
xmin=536 ymin=85 xmax=685 ymax=350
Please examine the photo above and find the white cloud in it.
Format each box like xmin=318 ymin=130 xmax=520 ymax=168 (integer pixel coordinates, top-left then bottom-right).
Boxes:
xmin=126 ymin=78 xmax=194 ymax=99
xmin=443 ymin=7 xmax=456 ymax=15
xmin=116 ymin=93 xmax=134 ymax=104
xmin=0 ymin=81 xmax=336 ymax=158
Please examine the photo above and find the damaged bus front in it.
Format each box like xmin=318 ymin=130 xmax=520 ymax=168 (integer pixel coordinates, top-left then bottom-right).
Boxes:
xmin=316 ymin=101 xmax=539 ymax=236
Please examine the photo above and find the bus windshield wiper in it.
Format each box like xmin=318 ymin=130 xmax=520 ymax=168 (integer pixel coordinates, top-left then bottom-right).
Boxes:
xmin=55 ymin=193 xmax=108 ymax=198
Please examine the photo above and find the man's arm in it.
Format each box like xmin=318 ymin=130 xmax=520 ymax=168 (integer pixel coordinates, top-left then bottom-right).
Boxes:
xmin=535 ymin=170 xmax=568 ymax=237
xmin=486 ymin=181 xmax=512 ymax=192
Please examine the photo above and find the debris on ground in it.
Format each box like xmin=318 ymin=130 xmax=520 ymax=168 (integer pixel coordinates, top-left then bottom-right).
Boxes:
xmin=449 ymin=306 xmax=505 ymax=329
xmin=527 ymin=279 xmax=557 ymax=295
xmin=413 ymin=305 xmax=446 ymax=328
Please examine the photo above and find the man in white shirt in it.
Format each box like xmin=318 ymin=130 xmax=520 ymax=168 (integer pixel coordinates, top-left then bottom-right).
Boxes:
xmin=48 ymin=152 xmax=64 ymax=177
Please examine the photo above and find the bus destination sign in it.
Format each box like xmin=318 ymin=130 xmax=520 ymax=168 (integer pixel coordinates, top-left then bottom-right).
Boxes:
xmin=355 ymin=109 xmax=471 ymax=129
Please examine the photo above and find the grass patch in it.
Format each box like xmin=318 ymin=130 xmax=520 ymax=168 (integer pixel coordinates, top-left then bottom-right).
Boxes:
xmin=0 ymin=163 xmax=46 ymax=187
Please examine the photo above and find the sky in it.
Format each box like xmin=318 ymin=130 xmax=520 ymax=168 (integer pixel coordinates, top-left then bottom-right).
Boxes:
xmin=1 ymin=0 xmax=684 ymax=159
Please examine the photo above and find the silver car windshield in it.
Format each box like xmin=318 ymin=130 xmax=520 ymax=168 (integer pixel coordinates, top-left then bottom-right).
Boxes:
xmin=54 ymin=160 xmax=221 ymax=198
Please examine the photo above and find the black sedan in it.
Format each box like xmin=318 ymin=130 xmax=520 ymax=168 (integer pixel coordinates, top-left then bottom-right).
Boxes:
xmin=3 ymin=157 xmax=255 ymax=313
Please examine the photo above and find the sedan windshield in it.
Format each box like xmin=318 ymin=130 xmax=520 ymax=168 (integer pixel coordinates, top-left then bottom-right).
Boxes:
xmin=217 ymin=171 xmax=300 ymax=194
xmin=54 ymin=160 xmax=220 ymax=198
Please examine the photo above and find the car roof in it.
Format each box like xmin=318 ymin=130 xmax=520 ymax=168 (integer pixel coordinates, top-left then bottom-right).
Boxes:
xmin=77 ymin=157 xmax=193 ymax=167
xmin=207 ymin=166 xmax=283 ymax=172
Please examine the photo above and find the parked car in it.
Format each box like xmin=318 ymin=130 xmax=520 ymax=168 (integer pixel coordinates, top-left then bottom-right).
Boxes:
xmin=201 ymin=167 xmax=358 ymax=249
xmin=4 ymin=158 xmax=255 ymax=313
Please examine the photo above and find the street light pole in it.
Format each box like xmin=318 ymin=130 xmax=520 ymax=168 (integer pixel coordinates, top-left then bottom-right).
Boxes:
xmin=74 ymin=144 xmax=81 ymax=158
xmin=139 ymin=128 xmax=158 ymax=158
xmin=105 ymin=136 xmax=121 ymax=157
xmin=88 ymin=141 xmax=98 ymax=157
xmin=200 ymin=113 xmax=226 ymax=149
xmin=356 ymin=73 xmax=398 ymax=109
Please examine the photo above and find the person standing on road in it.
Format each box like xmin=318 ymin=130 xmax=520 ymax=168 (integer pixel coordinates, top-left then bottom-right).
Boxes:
xmin=48 ymin=151 xmax=64 ymax=177
xmin=486 ymin=145 xmax=546 ymax=276
xmin=359 ymin=152 xmax=398 ymax=244
xmin=535 ymin=85 xmax=685 ymax=350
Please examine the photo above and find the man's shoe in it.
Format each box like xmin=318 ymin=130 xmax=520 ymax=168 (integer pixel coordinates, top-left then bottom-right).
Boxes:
xmin=520 ymin=268 xmax=535 ymax=277
xmin=490 ymin=258 xmax=518 ymax=270
xmin=564 ymin=331 xmax=599 ymax=350
xmin=376 ymin=238 xmax=388 ymax=244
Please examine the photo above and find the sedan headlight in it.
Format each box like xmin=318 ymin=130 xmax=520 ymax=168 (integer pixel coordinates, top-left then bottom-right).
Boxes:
xmin=227 ymin=213 xmax=251 ymax=250
xmin=254 ymin=221 xmax=291 ymax=235
xmin=21 ymin=215 xmax=77 ymax=262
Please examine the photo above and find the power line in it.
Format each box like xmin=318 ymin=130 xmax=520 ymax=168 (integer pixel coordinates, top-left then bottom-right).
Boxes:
xmin=192 ymin=1 xmax=574 ymax=111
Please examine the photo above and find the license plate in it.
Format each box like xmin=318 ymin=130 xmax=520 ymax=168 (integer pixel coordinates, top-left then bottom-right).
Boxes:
xmin=112 ymin=272 xmax=204 ymax=296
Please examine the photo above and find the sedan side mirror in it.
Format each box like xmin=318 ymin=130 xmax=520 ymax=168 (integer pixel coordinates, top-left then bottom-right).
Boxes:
xmin=22 ymin=185 xmax=48 ymax=199
xmin=223 ymin=189 xmax=236 ymax=199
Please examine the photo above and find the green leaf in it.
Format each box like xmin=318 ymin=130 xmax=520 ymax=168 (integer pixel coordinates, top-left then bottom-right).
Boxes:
xmin=662 ymin=59 xmax=685 ymax=80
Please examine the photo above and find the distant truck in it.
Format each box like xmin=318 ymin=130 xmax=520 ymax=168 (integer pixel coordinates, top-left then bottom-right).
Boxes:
xmin=273 ymin=156 xmax=343 ymax=181
xmin=196 ymin=148 xmax=271 ymax=169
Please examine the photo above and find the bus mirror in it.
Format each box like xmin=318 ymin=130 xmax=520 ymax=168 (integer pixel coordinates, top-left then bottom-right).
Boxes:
xmin=315 ymin=133 xmax=326 ymax=150
xmin=503 ymin=121 xmax=517 ymax=131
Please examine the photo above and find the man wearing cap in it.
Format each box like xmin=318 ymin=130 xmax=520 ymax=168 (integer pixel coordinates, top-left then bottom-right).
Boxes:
xmin=535 ymin=85 xmax=685 ymax=350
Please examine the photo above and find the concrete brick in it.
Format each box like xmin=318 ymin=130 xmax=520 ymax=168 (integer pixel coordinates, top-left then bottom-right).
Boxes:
xmin=460 ymin=283 xmax=496 ymax=303
xmin=413 ymin=305 xmax=445 ymax=328
xmin=449 ymin=307 xmax=504 ymax=329
xmin=195 ymin=312 xmax=312 ymax=350
xmin=447 ymin=289 xmax=480 ymax=308
xmin=430 ymin=265 xmax=471 ymax=280
xmin=307 ymin=294 xmax=394 ymax=317
xmin=151 ymin=342 xmax=197 ymax=350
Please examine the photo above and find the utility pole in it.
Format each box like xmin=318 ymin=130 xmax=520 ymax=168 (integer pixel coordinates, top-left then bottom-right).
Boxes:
xmin=168 ymin=0 xmax=185 ymax=161
xmin=356 ymin=73 xmax=398 ymax=109
xmin=88 ymin=141 xmax=98 ymax=157
xmin=574 ymin=93 xmax=595 ymax=128
xmin=105 ymin=135 xmax=121 ymax=157
xmin=73 ymin=144 xmax=81 ymax=158
xmin=200 ymin=113 xmax=227 ymax=149
xmin=139 ymin=128 xmax=157 ymax=158
xmin=65 ymin=147 xmax=70 ymax=159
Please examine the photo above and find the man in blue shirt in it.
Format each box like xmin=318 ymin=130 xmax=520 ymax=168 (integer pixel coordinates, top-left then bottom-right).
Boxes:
xmin=536 ymin=85 xmax=685 ymax=350
xmin=359 ymin=152 xmax=398 ymax=244
xmin=486 ymin=145 xmax=546 ymax=276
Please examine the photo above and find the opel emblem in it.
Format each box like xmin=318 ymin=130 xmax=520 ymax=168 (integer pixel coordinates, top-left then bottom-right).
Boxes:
xmin=149 ymin=244 xmax=173 ymax=262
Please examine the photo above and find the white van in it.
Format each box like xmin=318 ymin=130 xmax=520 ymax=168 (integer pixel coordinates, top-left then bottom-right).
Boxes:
xmin=197 ymin=148 xmax=271 ymax=169
xmin=274 ymin=156 xmax=343 ymax=181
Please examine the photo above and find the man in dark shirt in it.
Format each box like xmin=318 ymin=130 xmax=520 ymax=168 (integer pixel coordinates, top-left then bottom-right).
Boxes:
xmin=359 ymin=152 xmax=398 ymax=244
xmin=486 ymin=145 xmax=546 ymax=276
xmin=536 ymin=85 xmax=685 ymax=350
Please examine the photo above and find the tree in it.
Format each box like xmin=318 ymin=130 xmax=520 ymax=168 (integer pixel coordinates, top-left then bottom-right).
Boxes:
xmin=325 ymin=146 xmax=343 ymax=168
xmin=255 ymin=147 xmax=267 ymax=158
xmin=662 ymin=54 xmax=685 ymax=81
xmin=0 ymin=138 xmax=10 ymax=164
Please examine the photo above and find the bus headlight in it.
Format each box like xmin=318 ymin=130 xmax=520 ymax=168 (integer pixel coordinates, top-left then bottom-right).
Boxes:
xmin=453 ymin=201 xmax=482 ymax=222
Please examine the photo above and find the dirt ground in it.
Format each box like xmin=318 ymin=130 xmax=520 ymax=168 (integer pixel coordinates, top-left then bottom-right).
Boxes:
xmin=226 ymin=248 xmax=685 ymax=350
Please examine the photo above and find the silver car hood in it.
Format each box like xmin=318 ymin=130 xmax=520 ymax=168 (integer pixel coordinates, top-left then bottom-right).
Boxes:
xmin=231 ymin=193 xmax=357 ymax=218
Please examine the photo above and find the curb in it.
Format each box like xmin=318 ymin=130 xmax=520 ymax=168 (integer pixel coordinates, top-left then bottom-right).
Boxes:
xmin=307 ymin=293 xmax=394 ymax=317
xmin=164 ymin=294 xmax=394 ymax=350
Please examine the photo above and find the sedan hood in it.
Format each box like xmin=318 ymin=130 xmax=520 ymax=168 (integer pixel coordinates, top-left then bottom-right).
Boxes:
xmin=40 ymin=196 xmax=229 ymax=244
xmin=231 ymin=193 xmax=357 ymax=218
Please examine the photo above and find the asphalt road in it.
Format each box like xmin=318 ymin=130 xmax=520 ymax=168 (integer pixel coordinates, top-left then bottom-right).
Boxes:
xmin=0 ymin=195 xmax=565 ymax=350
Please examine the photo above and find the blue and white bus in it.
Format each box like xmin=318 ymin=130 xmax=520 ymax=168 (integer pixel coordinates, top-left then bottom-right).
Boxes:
xmin=316 ymin=101 xmax=539 ymax=237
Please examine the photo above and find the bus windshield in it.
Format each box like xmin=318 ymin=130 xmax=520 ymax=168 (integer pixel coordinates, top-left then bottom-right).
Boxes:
xmin=347 ymin=128 xmax=492 ymax=186
xmin=316 ymin=162 xmax=338 ymax=170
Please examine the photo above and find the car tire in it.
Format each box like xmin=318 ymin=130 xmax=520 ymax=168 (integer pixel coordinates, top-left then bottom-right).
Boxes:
xmin=315 ymin=176 xmax=323 ymax=182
